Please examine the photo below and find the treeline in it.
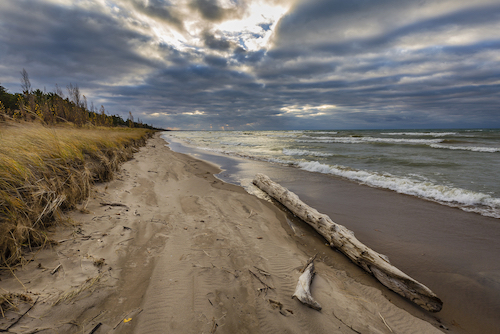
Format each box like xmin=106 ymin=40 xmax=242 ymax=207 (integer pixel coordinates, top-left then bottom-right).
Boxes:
xmin=0 ymin=70 xmax=162 ymax=130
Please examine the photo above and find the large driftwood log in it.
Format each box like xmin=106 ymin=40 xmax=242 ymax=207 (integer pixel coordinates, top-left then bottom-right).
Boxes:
xmin=292 ymin=257 xmax=322 ymax=311
xmin=253 ymin=173 xmax=443 ymax=312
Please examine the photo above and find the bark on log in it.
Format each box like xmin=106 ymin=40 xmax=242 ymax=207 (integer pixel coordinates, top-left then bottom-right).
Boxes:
xmin=253 ymin=173 xmax=443 ymax=312
xmin=292 ymin=258 xmax=322 ymax=311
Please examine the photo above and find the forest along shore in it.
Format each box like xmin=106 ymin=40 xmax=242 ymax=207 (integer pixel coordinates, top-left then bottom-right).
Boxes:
xmin=1 ymin=133 xmax=447 ymax=333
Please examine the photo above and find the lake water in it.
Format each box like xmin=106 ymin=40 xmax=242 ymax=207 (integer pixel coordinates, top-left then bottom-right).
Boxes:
xmin=163 ymin=129 xmax=500 ymax=219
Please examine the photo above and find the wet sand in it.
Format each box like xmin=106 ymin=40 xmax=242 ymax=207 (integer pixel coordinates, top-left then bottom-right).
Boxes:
xmin=0 ymin=133 xmax=487 ymax=333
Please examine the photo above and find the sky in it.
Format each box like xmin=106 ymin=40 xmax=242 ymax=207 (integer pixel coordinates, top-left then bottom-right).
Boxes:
xmin=1 ymin=0 xmax=499 ymax=130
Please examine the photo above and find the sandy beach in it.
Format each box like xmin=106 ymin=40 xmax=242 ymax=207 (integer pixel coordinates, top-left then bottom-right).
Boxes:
xmin=0 ymin=134 xmax=468 ymax=333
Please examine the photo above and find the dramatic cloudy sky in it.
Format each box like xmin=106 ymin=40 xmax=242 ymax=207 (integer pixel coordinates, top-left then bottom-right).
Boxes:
xmin=1 ymin=0 xmax=499 ymax=130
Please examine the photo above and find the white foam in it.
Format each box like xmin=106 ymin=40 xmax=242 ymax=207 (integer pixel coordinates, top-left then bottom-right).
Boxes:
xmin=282 ymin=148 xmax=334 ymax=157
xmin=304 ymin=131 xmax=339 ymax=135
xmin=297 ymin=137 xmax=443 ymax=144
xmin=266 ymin=134 xmax=303 ymax=138
xmin=296 ymin=161 xmax=500 ymax=217
xmin=219 ymin=141 xmax=255 ymax=147
xmin=430 ymin=144 xmax=500 ymax=153
xmin=384 ymin=132 xmax=457 ymax=137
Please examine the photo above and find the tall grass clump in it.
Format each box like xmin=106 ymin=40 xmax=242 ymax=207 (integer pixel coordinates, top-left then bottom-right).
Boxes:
xmin=0 ymin=122 xmax=153 ymax=266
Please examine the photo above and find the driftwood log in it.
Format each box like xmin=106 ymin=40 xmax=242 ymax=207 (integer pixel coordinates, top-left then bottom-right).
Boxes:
xmin=253 ymin=173 xmax=443 ymax=312
xmin=292 ymin=257 xmax=322 ymax=311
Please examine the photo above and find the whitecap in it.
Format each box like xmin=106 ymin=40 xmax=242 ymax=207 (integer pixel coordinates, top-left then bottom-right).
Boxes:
xmin=430 ymin=144 xmax=500 ymax=153
xmin=282 ymin=148 xmax=334 ymax=157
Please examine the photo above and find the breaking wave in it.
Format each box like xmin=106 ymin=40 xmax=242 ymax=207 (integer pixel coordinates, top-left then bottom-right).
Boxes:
xmin=282 ymin=148 xmax=334 ymax=157
xmin=297 ymin=136 xmax=443 ymax=144
xmin=384 ymin=132 xmax=458 ymax=137
xmin=296 ymin=161 xmax=500 ymax=218
xmin=430 ymin=144 xmax=500 ymax=153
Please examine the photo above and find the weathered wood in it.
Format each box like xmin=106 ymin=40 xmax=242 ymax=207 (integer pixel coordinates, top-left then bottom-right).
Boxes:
xmin=292 ymin=258 xmax=322 ymax=311
xmin=253 ymin=173 xmax=443 ymax=312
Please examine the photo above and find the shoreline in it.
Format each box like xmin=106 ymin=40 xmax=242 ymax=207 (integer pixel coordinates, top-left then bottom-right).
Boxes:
xmin=0 ymin=133 xmax=476 ymax=333
xmin=164 ymin=133 xmax=500 ymax=334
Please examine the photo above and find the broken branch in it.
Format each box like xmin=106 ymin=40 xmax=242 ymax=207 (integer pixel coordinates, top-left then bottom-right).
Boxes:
xmin=292 ymin=256 xmax=321 ymax=311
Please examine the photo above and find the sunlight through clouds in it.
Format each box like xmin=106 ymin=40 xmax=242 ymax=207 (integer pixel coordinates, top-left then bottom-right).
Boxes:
xmin=1 ymin=0 xmax=499 ymax=130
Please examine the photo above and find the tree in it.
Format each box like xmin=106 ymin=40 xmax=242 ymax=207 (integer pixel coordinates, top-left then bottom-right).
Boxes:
xmin=67 ymin=83 xmax=81 ymax=107
xmin=128 ymin=111 xmax=134 ymax=128
xmin=20 ymin=68 xmax=32 ymax=95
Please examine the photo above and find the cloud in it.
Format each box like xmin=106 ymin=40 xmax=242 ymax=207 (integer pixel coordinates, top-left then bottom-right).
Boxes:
xmin=0 ymin=0 xmax=499 ymax=130
xmin=189 ymin=0 xmax=249 ymax=22
xmin=0 ymin=0 xmax=155 ymax=88
xmin=202 ymin=30 xmax=234 ymax=50
xmin=126 ymin=0 xmax=185 ymax=31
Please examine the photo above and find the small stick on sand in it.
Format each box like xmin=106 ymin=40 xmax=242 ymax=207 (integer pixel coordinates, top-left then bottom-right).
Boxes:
xmin=300 ymin=254 xmax=317 ymax=273
xmin=379 ymin=312 xmax=393 ymax=332
xmin=51 ymin=264 xmax=62 ymax=275
xmin=210 ymin=317 xmax=218 ymax=333
xmin=249 ymin=270 xmax=274 ymax=292
xmin=88 ymin=322 xmax=102 ymax=334
xmin=292 ymin=256 xmax=322 ymax=311
xmin=2 ymin=296 xmax=39 ymax=332
xmin=253 ymin=266 xmax=271 ymax=276
xmin=332 ymin=311 xmax=362 ymax=334
xmin=99 ymin=202 xmax=129 ymax=208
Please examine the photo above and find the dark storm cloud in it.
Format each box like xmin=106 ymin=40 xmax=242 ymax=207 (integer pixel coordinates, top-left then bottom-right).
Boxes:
xmin=1 ymin=0 xmax=499 ymax=130
xmin=202 ymin=30 xmax=233 ymax=50
xmin=257 ymin=61 xmax=337 ymax=80
xmin=204 ymin=55 xmax=228 ymax=67
xmin=271 ymin=2 xmax=500 ymax=59
xmin=127 ymin=0 xmax=185 ymax=31
xmin=0 ymin=0 xmax=153 ymax=90
xmin=189 ymin=0 xmax=248 ymax=22
xmin=232 ymin=48 xmax=266 ymax=63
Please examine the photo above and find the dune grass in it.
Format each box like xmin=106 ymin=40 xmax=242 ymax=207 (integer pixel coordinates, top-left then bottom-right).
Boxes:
xmin=0 ymin=121 xmax=153 ymax=266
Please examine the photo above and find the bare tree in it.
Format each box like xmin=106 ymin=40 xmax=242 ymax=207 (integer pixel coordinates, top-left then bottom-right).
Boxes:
xmin=54 ymin=83 xmax=64 ymax=98
xmin=67 ymin=83 xmax=81 ymax=107
xmin=20 ymin=68 xmax=32 ymax=95
xmin=128 ymin=111 xmax=134 ymax=128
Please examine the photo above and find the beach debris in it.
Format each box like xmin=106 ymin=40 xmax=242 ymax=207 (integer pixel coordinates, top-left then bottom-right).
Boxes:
xmin=89 ymin=322 xmax=102 ymax=334
xmin=300 ymin=254 xmax=317 ymax=273
xmin=53 ymin=273 xmax=104 ymax=305
xmin=249 ymin=269 xmax=274 ymax=294
xmin=292 ymin=256 xmax=322 ymax=311
xmin=253 ymin=266 xmax=271 ymax=277
xmin=112 ymin=308 xmax=143 ymax=330
xmin=253 ymin=173 xmax=443 ymax=312
xmin=210 ymin=317 xmax=218 ymax=333
xmin=99 ymin=202 xmax=129 ymax=208
xmin=0 ymin=296 xmax=38 ymax=332
xmin=51 ymin=264 xmax=62 ymax=275
xmin=269 ymin=299 xmax=283 ymax=309
xmin=332 ymin=310 xmax=362 ymax=334
xmin=93 ymin=258 xmax=105 ymax=268
xmin=379 ymin=312 xmax=393 ymax=332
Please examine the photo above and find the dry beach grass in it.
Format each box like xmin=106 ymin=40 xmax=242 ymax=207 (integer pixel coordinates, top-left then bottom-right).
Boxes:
xmin=0 ymin=121 xmax=153 ymax=266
